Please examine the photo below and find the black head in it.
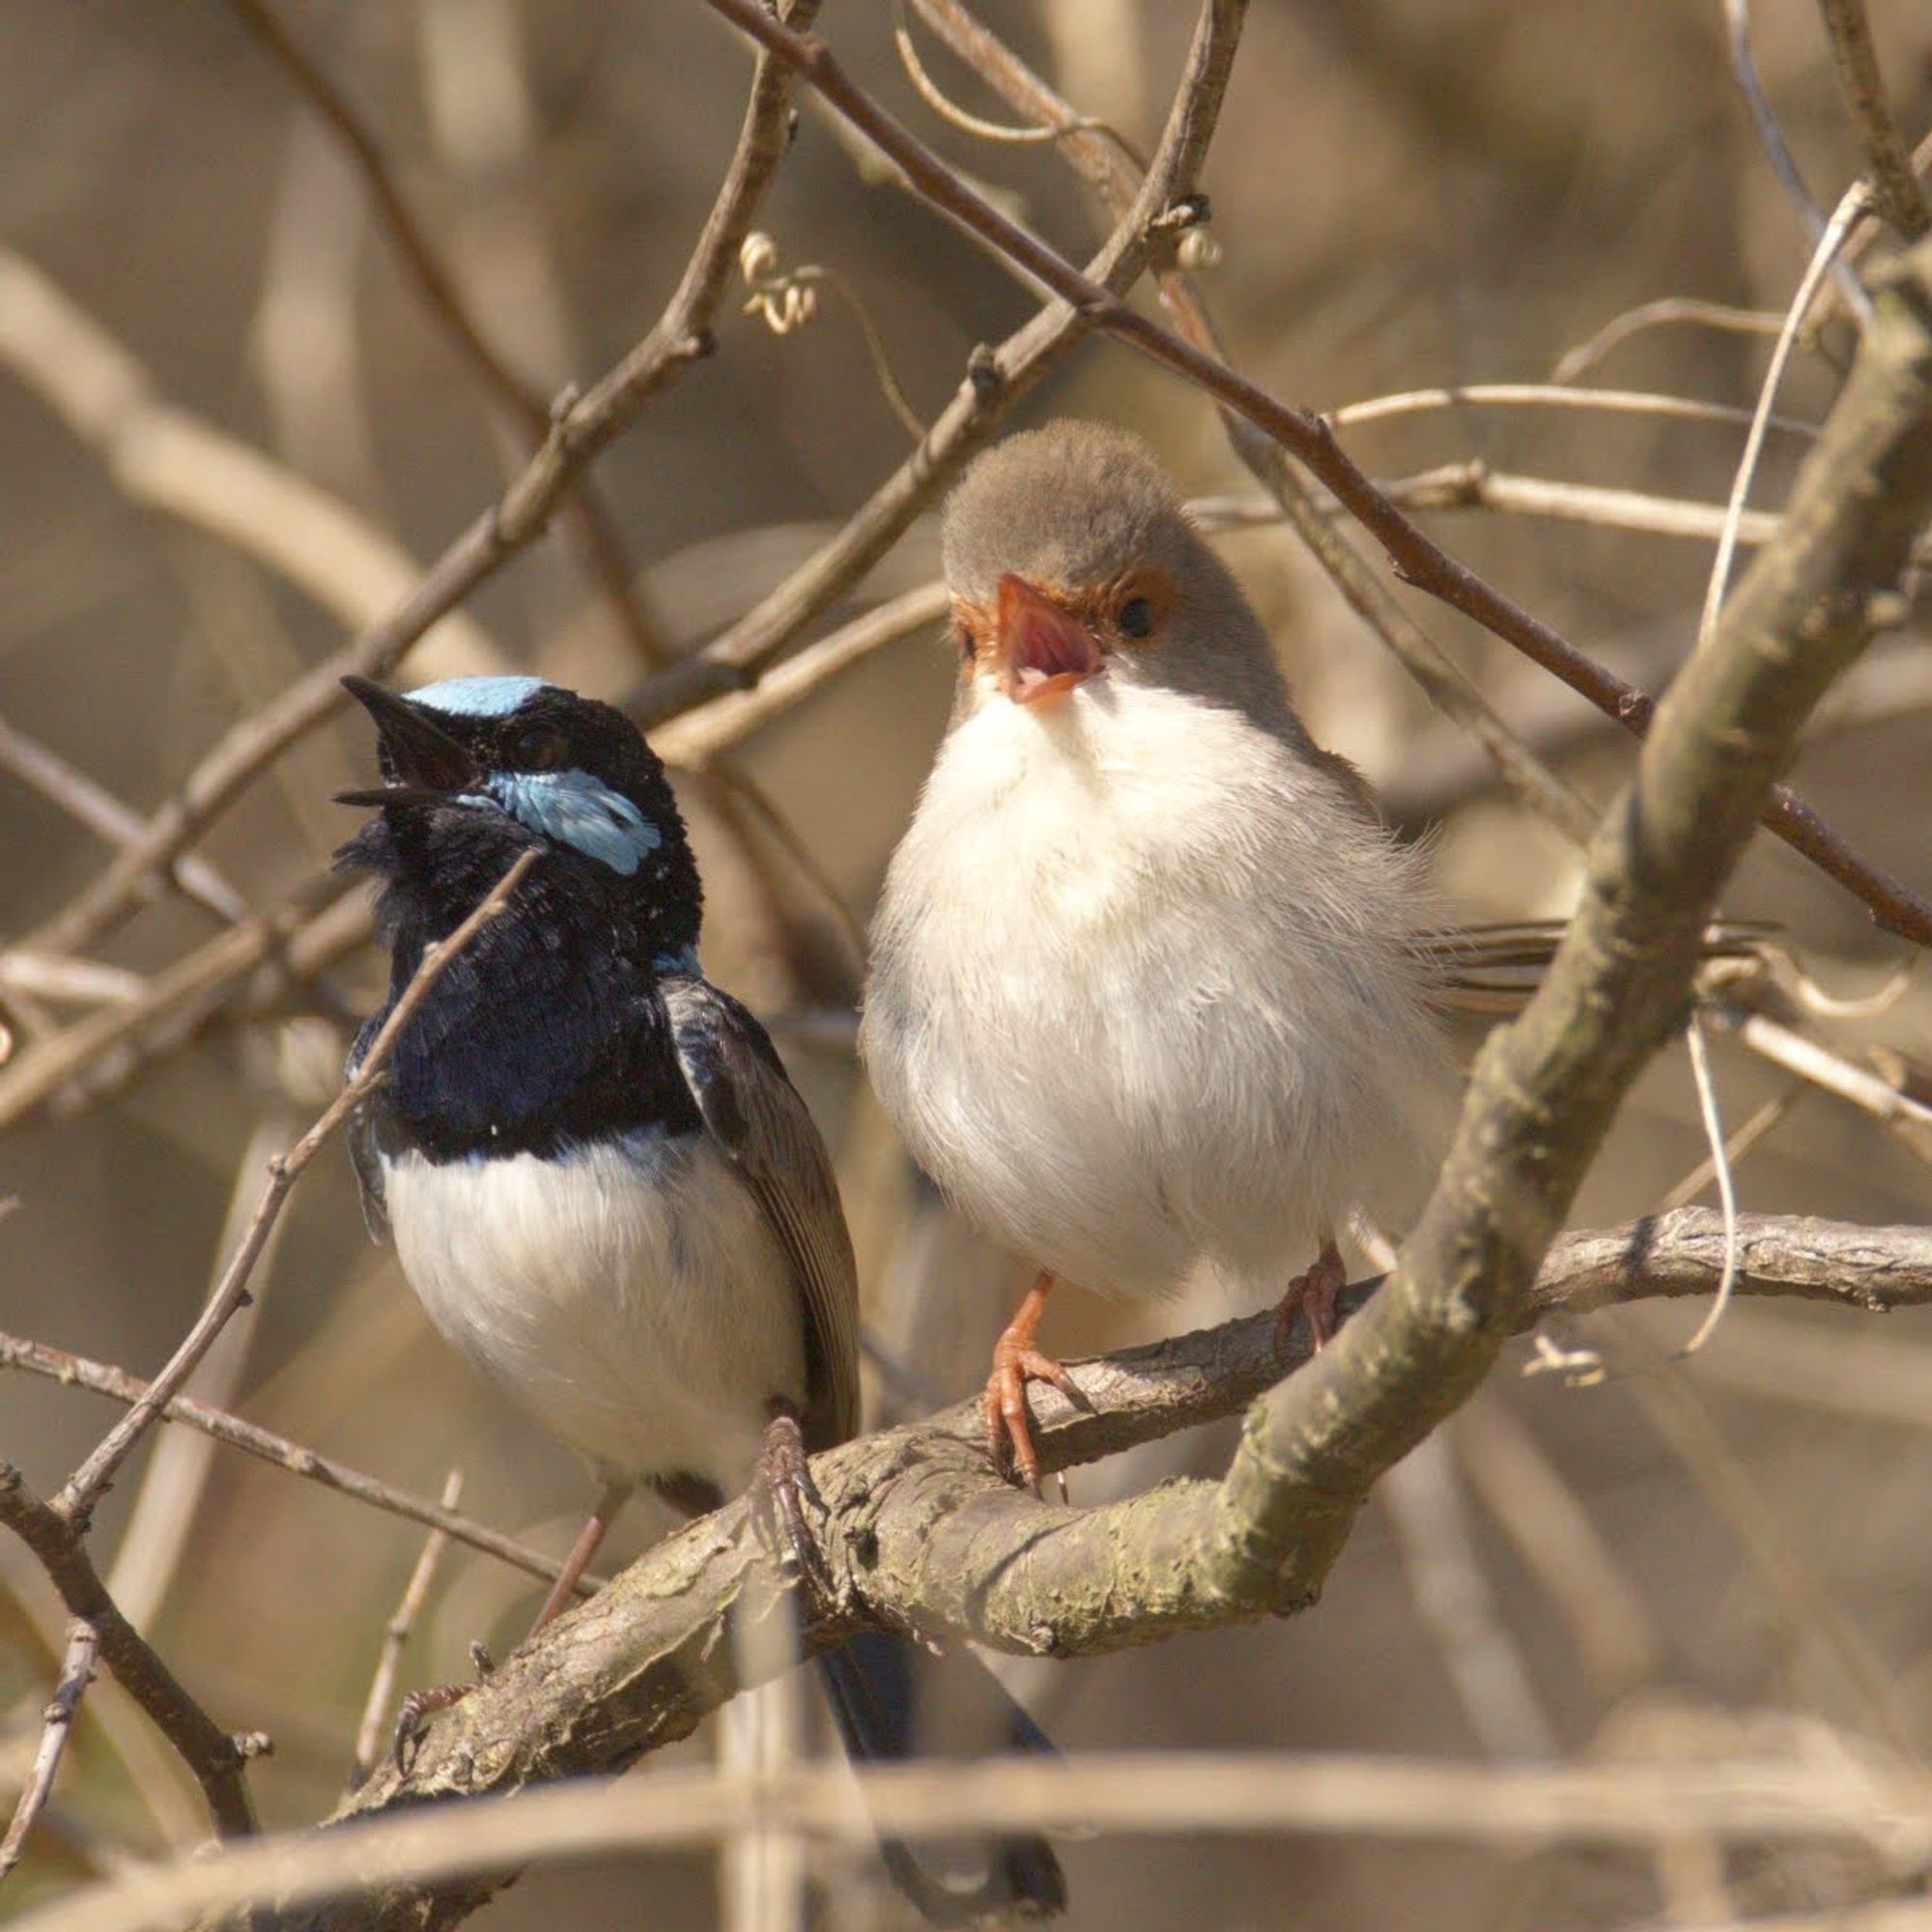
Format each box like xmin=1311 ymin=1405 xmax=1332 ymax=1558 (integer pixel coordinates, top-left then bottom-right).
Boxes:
xmin=336 ymin=674 xmax=702 ymax=968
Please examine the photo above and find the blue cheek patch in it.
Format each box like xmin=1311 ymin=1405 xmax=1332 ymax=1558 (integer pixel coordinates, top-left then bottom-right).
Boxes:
xmin=410 ymin=674 xmax=548 ymax=718
xmin=472 ymin=768 xmax=663 ymax=875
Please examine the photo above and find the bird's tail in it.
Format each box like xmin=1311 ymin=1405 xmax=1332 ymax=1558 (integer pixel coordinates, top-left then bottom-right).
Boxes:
xmin=815 ymin=1629 xmax=1066 ymax=1923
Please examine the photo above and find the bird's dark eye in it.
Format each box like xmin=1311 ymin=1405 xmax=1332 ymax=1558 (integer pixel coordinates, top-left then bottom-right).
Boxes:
xmin=510 ymin=726 xmax=569 ymax=771
xmin=952 ymin=616 xmax=975 ymax=661
xmin=1117 ymin=595 xmax=1154 ymax=639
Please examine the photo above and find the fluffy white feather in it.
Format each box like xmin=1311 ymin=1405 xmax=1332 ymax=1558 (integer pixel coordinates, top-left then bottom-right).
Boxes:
xmin=863 ymin=672 xmax=1451 ymax=1302
xmin=383 ymin=1131 xmax=805 ymax=1492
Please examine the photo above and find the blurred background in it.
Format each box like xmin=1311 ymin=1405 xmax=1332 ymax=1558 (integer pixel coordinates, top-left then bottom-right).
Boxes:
xmin=2 ymin=1 xmax=1930 ymax=1926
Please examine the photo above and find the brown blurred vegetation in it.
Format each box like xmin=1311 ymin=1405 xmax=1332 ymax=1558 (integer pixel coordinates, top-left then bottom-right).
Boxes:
xmin=2 ymin=2 xmax=1931 ymax=1927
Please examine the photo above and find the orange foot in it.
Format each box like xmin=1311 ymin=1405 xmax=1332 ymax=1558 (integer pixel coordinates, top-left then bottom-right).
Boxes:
xmin=984 ymin=1271 xmax=1079 ymax=1489
xmin=1273 ymin=1235 xmax=1347 ymax=1359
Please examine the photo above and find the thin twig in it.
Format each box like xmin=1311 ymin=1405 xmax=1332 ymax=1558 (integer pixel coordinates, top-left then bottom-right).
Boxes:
xmin=103 ymin=1115 xmax=297 ymax=1634
xmin=0 ymin=1619 xmax=99 ymax=1881
xmin=349 ymin=1471 xmax=463 ymax=1788
xmin=1723 ymin=0 xmax=1872 ymax=322
xmin=1817 ymin=0 xmax=1930 ymax=242
xmin=0 ymin=1465 xmax=257 ymax=1839
xmin=629 ymin=0 xmax=1245 ymax=727
xmin=53 ymin=848 xmax=540 ymax=1526
xmin=225 ymin=0 xmax=675 ymax=668
xmin=0 ymin=250 xmax=505 ymax=685
xmin=0 ymin=716 xmax=245 ymax=925
xmin=0 ymin=883 xmax=371 ymax=1138
xmin=1550 ymin=297 xmax=1786 ymax=384
xmin=701 ymin=0 xmax=1932 ymax=949
xmin=1715 ymin=1003 xmax=1932 ymax=1134
xmin=16 ymin=10 xmax=815 ymax=964
xmin=1330 ymin=381 xmax=1817 ymax=440
xmin=1698 ymin=181 xmax=1872 ymax=651
xmin=0 ymin=1331 xmax=596 ymax=1594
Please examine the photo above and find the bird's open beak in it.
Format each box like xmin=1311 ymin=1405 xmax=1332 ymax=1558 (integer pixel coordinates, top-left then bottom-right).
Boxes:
xmin=992 ymin=574 xmax=1101 ymax=705
xmin=335 ymin=675 xmax=478 ymax=806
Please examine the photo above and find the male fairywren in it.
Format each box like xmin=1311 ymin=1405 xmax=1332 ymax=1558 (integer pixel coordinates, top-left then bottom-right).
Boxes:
xmin=337 ymin=673 xmax=1064 ymax=1923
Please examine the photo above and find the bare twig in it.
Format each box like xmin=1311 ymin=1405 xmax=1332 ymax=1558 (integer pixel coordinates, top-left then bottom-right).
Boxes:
xmin=0 ymin=1466 xmax=256 ymax=1840
xmin=0 ymin=1332 xmax=596 ymax=1595
xmin=702 ymin=0 xmax=1932 ymax=948
xmin=24 ymin=1752 xmax=1932 ymax=1932
xmin=348 ymin=1470 xmax=463 ymax=1788
xmin=53 ymin=847 xmax=540 ymax=1525
xmin=1723 ymin=0 xmax=1872 ymax=322
xmin=103 ymin=1116 xmax=297 ymax=1634
xmin=17 ymin=8 xmax=815 ymax=964
xmin=0 ymin=1618 xmax=99 ymax=1881
xmin=1817 ymin=0 xmax=1931 ymax=242
xmin=1716 ymin=1004 xmax=1932 ymax=1136
xmin=1331 ymin=381 xmax=1817 ymax=439
xmin=0 ymin=716 xmax=245 ymax=926
xmin=1550 ymin=298 xmax=1787 ymax=384
xmin=1699 ymin=181 xmax=1872 ymax=651
xmin=0 ymin=883 xmax=370 ymax=1138
xmin=0 ymin=250 xmax=504 ymax=685
xmin=629 ymin=0 xmax=1246 ymax=727
xmin=225 ymin=0 xmax=676 ymax=668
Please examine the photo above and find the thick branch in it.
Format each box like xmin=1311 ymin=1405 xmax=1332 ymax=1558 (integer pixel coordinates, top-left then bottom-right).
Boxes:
xmin=1200 ymin=230 xmax=1932 ymax=1615
xmin=259 ymin=1210 xmax=1930 ymax=1932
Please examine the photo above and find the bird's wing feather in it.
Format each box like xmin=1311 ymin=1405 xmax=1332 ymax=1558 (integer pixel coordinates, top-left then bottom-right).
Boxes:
xmin=664 ymin=978 xmax=861 ymax=1448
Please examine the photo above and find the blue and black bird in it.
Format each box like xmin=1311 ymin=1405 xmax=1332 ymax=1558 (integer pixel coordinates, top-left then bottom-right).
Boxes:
xmin=335 ymin=672 xmax=1063 ymax=1923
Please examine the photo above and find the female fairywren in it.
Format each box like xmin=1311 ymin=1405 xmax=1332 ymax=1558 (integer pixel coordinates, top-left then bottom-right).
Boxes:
xmin=862 ymin=422 xmax=1458 ymax=1484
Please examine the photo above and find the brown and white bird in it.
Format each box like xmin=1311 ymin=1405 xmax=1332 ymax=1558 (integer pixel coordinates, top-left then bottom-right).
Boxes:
xmin=862 ymin=422 xmax=1458 ymax=1484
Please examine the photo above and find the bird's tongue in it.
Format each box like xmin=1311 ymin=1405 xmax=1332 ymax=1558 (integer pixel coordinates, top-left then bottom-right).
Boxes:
xmin=996 ymin=574 xmax=1100 ymax=703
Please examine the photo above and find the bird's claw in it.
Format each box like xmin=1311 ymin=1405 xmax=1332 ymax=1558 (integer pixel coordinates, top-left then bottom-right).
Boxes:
xmin=1274 ymin=1237 xmax=1347 ymax=1359
xmin=753 ymin=1408 xmax=837 ymax=1616
xmin=390 ymin=1643 xmax=495 ymax=1772
xmin=983 ymin=1343 xmax=1079 ymax=1491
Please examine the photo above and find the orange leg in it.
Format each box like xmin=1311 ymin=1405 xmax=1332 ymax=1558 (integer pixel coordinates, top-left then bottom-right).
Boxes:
xmin=984 ymin=1271 xmax=1080 ymax=1488
xmin=1273 ymin=1235 xmax=1347 ymax=1359
xmin=528 ymin=1476 xmax=634 ymax=1634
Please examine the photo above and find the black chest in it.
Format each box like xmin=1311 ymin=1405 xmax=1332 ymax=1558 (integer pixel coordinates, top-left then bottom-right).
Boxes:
xmin=350 ymin=825 xmax=701 ymax=1162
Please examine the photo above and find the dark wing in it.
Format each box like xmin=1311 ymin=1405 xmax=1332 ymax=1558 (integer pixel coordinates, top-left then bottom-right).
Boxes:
xmin=663 ymin=977 xmax=861 ymax=1449
xmin=344 ymin=1018 xmax=390 ymax=1241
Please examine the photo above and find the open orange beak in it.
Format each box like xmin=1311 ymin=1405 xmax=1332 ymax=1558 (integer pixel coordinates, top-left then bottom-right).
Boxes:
xmin=992 ymin=574 xmax=1101 ymax=704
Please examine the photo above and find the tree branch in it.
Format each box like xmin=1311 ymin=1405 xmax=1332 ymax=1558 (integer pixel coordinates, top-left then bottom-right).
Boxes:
xmin=18 ymin=7 xmax=815 ymax=964
xmin=244 ymin=1208 xmax=1932 ymax=1932
xmin=703 ymin=0 xmax=1932 ymax=949
xmin=0 ymin=1466 xmax=257 ymax=1841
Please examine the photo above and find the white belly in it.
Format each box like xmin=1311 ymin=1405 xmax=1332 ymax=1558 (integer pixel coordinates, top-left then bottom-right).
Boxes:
xmin=384 ymin=1131 xmax=805 ymax=1493
xmin=862 ymin=679 xmax=1450 ymax=1299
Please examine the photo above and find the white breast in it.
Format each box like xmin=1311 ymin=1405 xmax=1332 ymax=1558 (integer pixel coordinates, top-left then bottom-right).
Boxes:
xmin=383 ymin=1132 xmax=805 ymax=1493
xmin=862 ymin=676 xmax=1450 ymax=1301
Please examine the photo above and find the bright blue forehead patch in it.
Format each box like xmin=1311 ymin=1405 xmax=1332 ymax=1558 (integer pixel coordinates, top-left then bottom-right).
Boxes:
xmin=410 ymin=674 xmax=548 ymax=718
xmin=470 ymin=768 xmax=662 ymax=875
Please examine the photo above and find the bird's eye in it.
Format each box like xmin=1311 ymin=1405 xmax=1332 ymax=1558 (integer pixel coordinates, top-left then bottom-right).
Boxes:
xmin=1117 ymin=595 xmax=1154 ymax=640
xmin=951 ymin=616 xmax=975 ymax=661
xmin=511 ymin=726 xmax=568 ymax=771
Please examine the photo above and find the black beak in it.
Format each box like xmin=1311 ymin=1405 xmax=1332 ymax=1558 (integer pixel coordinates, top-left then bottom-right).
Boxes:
xmin=336 ymin=675 xmax=479 ymax=806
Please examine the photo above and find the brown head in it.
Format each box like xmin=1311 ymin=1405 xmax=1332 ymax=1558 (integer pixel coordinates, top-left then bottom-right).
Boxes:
xmin=939 ymin=420 xmax=1300 ymax=735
